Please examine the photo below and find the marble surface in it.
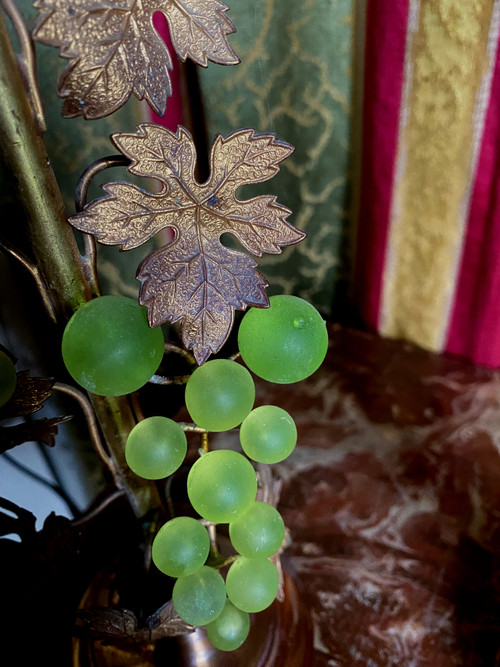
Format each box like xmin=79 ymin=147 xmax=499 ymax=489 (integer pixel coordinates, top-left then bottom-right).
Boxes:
xmin=247 ymin=324 xmax=500 ymax=666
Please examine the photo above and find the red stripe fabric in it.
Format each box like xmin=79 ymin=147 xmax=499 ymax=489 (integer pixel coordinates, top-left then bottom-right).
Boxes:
xmin=354 ymin=0 xmax=410 ymax=329
xmin=151 ymin=12 xmax=184 ymax=131
xmin=445 ymin=36 xmax=500 ymax=367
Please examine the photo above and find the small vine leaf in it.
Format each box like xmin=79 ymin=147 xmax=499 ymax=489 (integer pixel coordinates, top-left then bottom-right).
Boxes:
xmin=76 ymin=607 xmax=138 ymax=638
xmin=0 ymin=371 xmax=54 ymax=419
xmin=76 ymin=602 xmax=193 ymax=641
xmin=146 ymin=600 xmax=194 ymax=639
xmin=32 ymin=0 xmax=238 ymax=120
xmin=0 ymin=416 xmax=73 ymax=455
xmin=69 ymin=124 xmax=305 ymax=364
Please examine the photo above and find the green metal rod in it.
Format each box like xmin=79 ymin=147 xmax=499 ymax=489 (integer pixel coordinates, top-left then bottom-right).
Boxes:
xmin=0 ymin=10 xmax=88 ymax=318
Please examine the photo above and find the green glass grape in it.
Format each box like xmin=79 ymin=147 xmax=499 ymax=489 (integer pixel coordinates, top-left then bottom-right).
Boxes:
xmin=0 ymin=350 xmax=16 ymax=407
xmin=187 ymin=450 xmax=257 ymax=524
xmin=125 ymin=416 xmax=187 ymax=480
xmin=229 ymin=502 xmax=284 ymax=558
xmin=185 ymin=359 xmax=255 ymax=431
xmin=152 ymin=516 xmax=209 ymax=578
xmin=225 ymin=557 xmax=279 ymax=613
xmin=237 ymin=294 xmax=328 ymax=383
xmin=239 ymin=405 xmax=297 ymax=464
xmin=61 ymin=295 xmax=164 ymax=396
xmin=206 ymin=599 xmax=250 ymax=652
xmin=172 ymin=566 xmax=226 ymax=626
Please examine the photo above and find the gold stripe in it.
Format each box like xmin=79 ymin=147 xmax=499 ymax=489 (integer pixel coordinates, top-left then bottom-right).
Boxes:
xmin=381 ymin=0 xmax=496 ymax=350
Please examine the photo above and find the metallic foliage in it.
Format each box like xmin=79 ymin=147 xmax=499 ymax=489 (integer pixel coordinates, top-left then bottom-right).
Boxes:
xmin=69 ymin=124 xmax=305 ymax=363
xmin=32 ymin=0 xmax=239 ymax=119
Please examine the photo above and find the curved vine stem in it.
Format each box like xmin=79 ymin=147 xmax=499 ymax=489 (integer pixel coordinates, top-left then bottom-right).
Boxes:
xmin=52 ymin=382 xmax=123 ymax=490
xmin=148 ymin=342 xmax=197 ymax=384
xmin=0 ymin=237 xmax=56 ymax=320
xmin=163 ymin=342 xmax=197 ymax=365
xmin=74 ymin=155 xmax=131 ymax=298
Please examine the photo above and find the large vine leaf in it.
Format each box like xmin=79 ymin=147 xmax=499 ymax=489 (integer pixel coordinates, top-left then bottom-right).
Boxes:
xmin=32 ymin=0 xmax=239 ymax=119
xmin=69 ymin=124 xmax=305 ymax=364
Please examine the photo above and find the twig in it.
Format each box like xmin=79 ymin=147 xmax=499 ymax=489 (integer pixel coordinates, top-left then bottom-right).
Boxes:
xmin=74 ymin=155 xmax=131 ymax=298
xmin=163 ymin=342 xmax=197 ymax=366
xmin=71 ymin=489 xmax=127 ymax=528
xmin=149 ymin=373 xmax=191 ymax=385
xmin=0 ymin=237 xmax=56 ymax=321
xmin=176 ymin=422 xmax=207 ymax=434
xmin=52 ymin=382 xmax=123 ymax=490
xmin=200 ymin=431 xmax=209 ymax=453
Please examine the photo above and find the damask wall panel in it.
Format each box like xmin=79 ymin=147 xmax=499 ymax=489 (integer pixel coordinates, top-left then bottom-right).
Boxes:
xmin=197 ymin=0 xmax=355 ymax=318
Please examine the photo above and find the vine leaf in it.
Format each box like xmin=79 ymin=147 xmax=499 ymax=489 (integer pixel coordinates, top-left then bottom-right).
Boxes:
xmin=0 ymin=370 xmax=54 ymax=418
xmin=75 ymin=601 xmax=193 ymax=641
xmin=0 ymin=371 xmax=72 ymax=453
xmin=0 ymin=416 xmax=73 ymax=455
xmin=32 ymin=0 xmax=239 ymax=120
xmin=69 ymin=124 xmax=305 ymax=364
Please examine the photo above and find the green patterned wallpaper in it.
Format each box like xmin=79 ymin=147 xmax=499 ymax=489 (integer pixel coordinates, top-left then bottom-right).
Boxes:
xmin=197 ymin=0 xmax=355 ymax=317
xmin=3 ymin=0 xmax=355 ymax=314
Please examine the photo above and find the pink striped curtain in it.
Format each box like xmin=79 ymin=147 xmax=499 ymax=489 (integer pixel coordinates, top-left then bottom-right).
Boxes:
xmin=354 ymin=0 xmax=500 ymax=368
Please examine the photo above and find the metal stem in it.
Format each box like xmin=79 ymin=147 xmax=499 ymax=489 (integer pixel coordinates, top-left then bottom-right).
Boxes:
xmin=177 ymin=422 xmax=207 ymax=434
xmin=149 ymin=373 xmax=191 ymax=385
xmin=0 ymin=237 xmax=56 ymax=320
xmin=52 ymin=382 xmax=123 ymax=489
xmin=74 ymin=155 xmax=132 ymax=297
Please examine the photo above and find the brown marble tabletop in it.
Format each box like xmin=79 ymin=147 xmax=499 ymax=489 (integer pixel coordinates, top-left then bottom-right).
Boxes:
xmin=234 ymin=323 xmax=500 ymax=666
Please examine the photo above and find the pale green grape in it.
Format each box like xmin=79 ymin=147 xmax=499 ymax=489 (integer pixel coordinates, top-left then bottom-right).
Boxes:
xmin=0 ymin=350 xmax=16 ymax=407
xmin=61 ymin=295 xmax=164 ymax=396
xmin=172 ymin=566 xmax=226 ymax=626
xmin=229 ymin=502 xmax=284 ymax=558
xmin=187 ymin=450 xmax=257 ymax=524
xmin=152 ymin=517 xmax=209 ymax=578
xmin=239 ymin=405 xmax=297 ymax=464
xmin=238 ymin=295 xmax=328 ymax=383
xmin=125 ymin=416 xmax=186 ymax=480
xmin=225 ymin=557 xmax=279 ymax=613
xmin=206 ymin=599 xmax=250 ymax=652
xmin=185 ymin=359 xmax=255 ymax=431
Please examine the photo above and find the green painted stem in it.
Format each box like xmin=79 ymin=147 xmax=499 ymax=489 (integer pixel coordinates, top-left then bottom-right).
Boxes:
xmin=0 ymin=11 xmax=88 ymax=318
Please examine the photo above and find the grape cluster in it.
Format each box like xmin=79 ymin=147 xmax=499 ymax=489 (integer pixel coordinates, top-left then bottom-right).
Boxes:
xmin=142 ymin=361 xmax=288 ymax=652
xmin=61 ymin=293 xmax=328 ymax=652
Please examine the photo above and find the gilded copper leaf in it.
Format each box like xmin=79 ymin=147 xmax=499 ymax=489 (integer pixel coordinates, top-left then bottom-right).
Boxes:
xmin=0 ymin=416 xmax=72 ymax=454
xmin=69 ymin=124 xmax=305 ymax=364
xmin=76 ymin=602 xmax=193 ymax=640
xmin=32 ymin=0 xmax=239 ymax=120
xmin=0 ymin=370 xmax=54 ymax=418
